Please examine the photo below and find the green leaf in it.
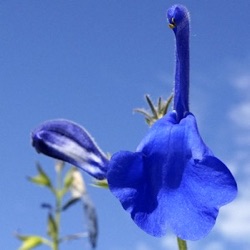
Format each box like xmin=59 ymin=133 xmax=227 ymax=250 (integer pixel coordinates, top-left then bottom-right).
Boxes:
xmin=28 ymin=163 xmax=52 ymax=188
xmin=47 ymin=213 xmax=57 ymax=240
xmin=63 ymin=168 xmax=74 ymax=190
xmin=17 ymin=235 xmax=45 ymax=250
xmin=62 ymin=197 xmax=80 ymax=211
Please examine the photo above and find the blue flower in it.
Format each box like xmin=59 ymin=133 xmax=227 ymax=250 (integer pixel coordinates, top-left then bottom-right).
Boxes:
xmin=31 ymin=4 xmax=237 ymax=241
xmin=107 ymin=4 xmax=237 ymax=240
xmin=107 ymin=111 xmax=237 ymax=240
xmin=32 ymin=119 xmax=109 ymax=180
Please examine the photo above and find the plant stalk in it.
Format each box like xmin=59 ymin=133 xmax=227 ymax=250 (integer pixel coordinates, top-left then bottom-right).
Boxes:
xmin=177 ymin=237 xmax=187 ymax=250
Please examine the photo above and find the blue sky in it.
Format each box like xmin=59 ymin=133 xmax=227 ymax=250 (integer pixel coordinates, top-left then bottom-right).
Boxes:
xmin=1 ymin=1 xmax=250 ymax=249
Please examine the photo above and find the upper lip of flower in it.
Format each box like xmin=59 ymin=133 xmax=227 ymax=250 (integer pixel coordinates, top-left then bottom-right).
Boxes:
xmin=168 ymin=18 xmax=176 ymax=29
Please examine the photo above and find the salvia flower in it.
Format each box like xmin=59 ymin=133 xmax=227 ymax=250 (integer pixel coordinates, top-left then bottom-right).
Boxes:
xmin=32 ymin=119 xmax=109 ymax=180
xmin=31 ymin=4 xmax=237 ymax=241
xmin=107 ymin=5 xmax=237 ymax=240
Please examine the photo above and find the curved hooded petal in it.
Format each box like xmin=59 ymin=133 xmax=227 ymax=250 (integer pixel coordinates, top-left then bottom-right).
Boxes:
xmin=107 ymin=111 xmax=237 ymax=240
xmin=32 ymin=119 xmax=109 ymax=180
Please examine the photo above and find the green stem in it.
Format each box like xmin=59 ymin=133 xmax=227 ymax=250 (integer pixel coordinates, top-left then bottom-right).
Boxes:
xmin=52 ymin=195 xmax=61 ymax=250
xmin=52 ymin=167 xmax=63 ymax=250
xmin=177 ymin=237 xmax=187 ymax=250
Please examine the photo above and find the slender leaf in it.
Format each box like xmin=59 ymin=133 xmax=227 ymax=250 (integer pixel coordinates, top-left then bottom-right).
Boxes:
xmin=82 ymin=194 xmax=98 ymax=249
xmin=28 ymin=163 xmax=52 ymax=188
xmin=62 ymin=197 xmax=80 ymax=211
xmin=17 ymin=235 xmax=46 ymax=250
xmin=63 ymin=168 xmax=74 ymax=190
xmin=47 ymin=213 xmax=57 ymax=240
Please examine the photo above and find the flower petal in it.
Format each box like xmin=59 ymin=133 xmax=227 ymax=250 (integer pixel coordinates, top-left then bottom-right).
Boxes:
xmin=108 ymin=151 xmax=167 ymax=237
xmin=107 ymin=151 xmax=151 ymax=213
xmin=107 ymin=112 xmax=237 ymax=239
xmin=32 ymin=119 xmax=109 ymax=180
xmin=166 ymin=155 xmax=237 ymax=240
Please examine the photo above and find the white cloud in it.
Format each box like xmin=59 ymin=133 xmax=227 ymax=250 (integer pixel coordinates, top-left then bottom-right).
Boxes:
xmin=229 ymin=102 xmax=250 ymax=129
xmin=215 ymin=150 xmax=250 ymax=243
xmin=235 ymin=134 xmax=250 ymax=145
xmin=135 ymin=242 xmax=152 ymax=250
xmin=161 ymin=235 xmax=178 ymax=250
xmin=218 ymin=199 xmax=250 ymax=240
xmin=228 ymin=72 xmax=250 ymax=147
xmin=226 ymin=151 xmax=250 ymax=176
xmin=232 ymin=73 xmax=250 ymax=92
xmin=201 ymin=241 xmax=225 ymax=250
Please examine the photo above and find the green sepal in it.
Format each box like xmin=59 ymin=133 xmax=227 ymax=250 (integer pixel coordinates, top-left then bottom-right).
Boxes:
xmin=92 ymin=179 xmax=109 ymax=189
xmin=134 ymin=94 xmax=173 ymax=126
xmin=28 ymin=163 xmax=52 ymax=188
xmin=17 ymin=235 xmax=47 ymax=250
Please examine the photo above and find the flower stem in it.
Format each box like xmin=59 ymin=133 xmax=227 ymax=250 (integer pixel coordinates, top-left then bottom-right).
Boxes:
xmin=52 ymin=195 xmax=61 ymax=250
xmin=52 ymin=166 xmax=63 ymax=250
xmin=177 ymin=237 xmax=187 ymax=250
